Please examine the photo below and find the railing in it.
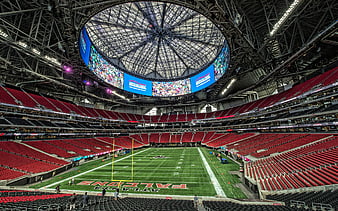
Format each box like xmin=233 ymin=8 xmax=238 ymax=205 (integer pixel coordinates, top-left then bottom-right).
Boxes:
xmin=290 ymin=200 xmax=306 ymax=209
xmin=312 ymin=202 xmax=334 ymax=211
xmin=38 ymin=204 xmax=61 ymax=211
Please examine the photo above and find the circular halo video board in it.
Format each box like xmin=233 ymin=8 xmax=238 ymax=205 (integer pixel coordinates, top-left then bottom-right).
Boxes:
xmin=79 ymin=1 xmax=230 ymax=97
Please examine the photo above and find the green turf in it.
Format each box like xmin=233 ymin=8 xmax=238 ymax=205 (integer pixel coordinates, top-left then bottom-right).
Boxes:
xmin=32 ymin=147 xmax=246 ymax=198
xmin=200 ymin=148 xmax=247 ymax=199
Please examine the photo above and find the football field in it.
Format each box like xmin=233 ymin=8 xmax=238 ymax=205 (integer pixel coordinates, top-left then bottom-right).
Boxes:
xmin=35 ymin=147 xmax=246 ymax=198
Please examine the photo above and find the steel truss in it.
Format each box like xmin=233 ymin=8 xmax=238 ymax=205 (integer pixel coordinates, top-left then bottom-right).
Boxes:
xmin=0 ymin=0 xmax=337 ymax=112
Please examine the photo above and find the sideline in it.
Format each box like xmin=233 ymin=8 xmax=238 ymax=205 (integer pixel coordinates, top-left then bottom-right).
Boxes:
xmin=197 ymin=148 xmax=227 ymax=197
xmin=43 ymin=148 xmax=150 ymax=189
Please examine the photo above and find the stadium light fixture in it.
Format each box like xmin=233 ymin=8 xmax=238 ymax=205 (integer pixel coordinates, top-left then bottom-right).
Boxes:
xmin=18 ymin=41 xmax=28 ymax=48
xmin=104 ymin=86 xmax=130 ymax=101
xmin=111 ymin=90 xmax=130 ymax=101
xmin=269 ymin=0 xmax=303 ymax=36
xmin=221 ymin=78 xmax=236 ymax=95
xmin=44 ymin=55 xmax=61 ymax=66
xmin=0 ymin=28 xmax=8 ymax=38
xmin=32 ymin=48 xmax=41 ymax=55
xmin=112 ymin=91 xmax=124 ymax=99
xmin=221 ymin=88 xmax=228 ymax=95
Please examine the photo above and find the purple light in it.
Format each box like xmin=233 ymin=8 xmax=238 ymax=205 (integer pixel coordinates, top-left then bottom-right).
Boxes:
xmin=83 ymin=80 xmax=91 ymax=86
xmin=63 ymin=65 xmax=73 ymax=73
xmin=106 ymin=88 xmax=113 ymax=94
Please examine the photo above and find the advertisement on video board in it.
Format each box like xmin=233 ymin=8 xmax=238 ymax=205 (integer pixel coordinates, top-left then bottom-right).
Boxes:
xmin=124 ymin=73 xmax=152 ymax=96
xmin=190 ymin=65 xmax=215 ymax=93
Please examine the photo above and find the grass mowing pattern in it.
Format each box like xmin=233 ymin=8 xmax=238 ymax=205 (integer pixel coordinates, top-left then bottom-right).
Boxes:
xmin=32 ymin=147 xmax=246 ymax=198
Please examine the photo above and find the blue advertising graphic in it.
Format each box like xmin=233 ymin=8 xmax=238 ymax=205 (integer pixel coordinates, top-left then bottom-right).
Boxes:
xmin=190 ymin=65 xmax=215 ymax=92
xmin=79 ymin=27 xmax=92 ymax=66
xmin=124 ymin=73 xmax=152 ymax=96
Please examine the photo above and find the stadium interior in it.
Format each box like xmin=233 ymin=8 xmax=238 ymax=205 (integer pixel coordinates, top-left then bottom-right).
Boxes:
xmin=0 ymin=0 xmax=337 ymax=210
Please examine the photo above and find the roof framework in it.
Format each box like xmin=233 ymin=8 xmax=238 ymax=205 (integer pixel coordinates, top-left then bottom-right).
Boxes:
xmin=86 ymin=2 xmax=225 ymax=80
xmin=0 ymin=0 xmax=336 ymax=111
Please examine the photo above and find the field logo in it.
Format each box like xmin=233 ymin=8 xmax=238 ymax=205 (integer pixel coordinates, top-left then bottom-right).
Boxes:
xmin=129 ymin=80 xmax=147 ymax=91
xmin=77 ymin=181 xmax=187 ymax=192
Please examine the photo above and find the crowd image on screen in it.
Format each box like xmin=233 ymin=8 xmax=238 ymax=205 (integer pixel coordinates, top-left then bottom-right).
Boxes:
xmin=214 ymin=45 xmax=230 ymax=81
xmin=152 ymin=79 xmax=191 ymax=97
xmin=89 ymin=46 xmax=124 ymax=89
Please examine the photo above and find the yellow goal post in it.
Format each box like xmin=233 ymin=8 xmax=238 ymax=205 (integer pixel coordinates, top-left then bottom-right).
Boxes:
xmin=111 ymin=138 xmax=134 ymax=182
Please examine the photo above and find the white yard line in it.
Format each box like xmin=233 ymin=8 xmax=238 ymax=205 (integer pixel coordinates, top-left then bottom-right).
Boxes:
xmin=43 ymin=148 xmax=150 ymax=189
xmin=197 ymin=148 xmax=227 ymax=197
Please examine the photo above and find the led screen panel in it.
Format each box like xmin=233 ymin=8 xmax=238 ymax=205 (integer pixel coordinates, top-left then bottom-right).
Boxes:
xmin=124 ymin=73 xmax=152 ymax=96
xmin=79 ymin=27 xmax=230 ymax=97
xmin=152 ymin=79 xmax=191 ymax=97
xmin=214 ymin=46 xmax=230 ymax=81
xmin=89 ymin=46 xmax=124 ymax=89
xmin=79 ymin=27 xmax=91 ymax=66
xmin=190 ymin=65 xmax=215 ymax=93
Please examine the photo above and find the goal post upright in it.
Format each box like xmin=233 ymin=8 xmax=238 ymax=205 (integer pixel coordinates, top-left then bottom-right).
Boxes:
xmin=111 ymin=138 xmax=116 ymax=181
xmin=111 ymin=137 xmax=135 ymax=182
xmin=131 ymin=138 xmax=134 ymax=181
